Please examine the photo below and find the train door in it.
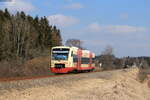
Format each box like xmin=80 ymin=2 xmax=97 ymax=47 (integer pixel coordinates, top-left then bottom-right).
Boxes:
xmin=77 ymin=49 xmax=82 ymax=70
xmin=89 ymin=53 xmax=92 ymax=68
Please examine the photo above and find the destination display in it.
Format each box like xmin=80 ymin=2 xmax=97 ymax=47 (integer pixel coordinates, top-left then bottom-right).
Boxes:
xmin=52 ymin=51 xmax=69 ymax=53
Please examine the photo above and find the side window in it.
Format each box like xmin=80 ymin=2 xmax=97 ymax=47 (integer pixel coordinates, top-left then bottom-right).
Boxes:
xmin=92 ymin=58 xmax=95 ymax=64
xmin=81 ymin=57 xmax=90 ymax=64
xmin=73 ymin=55 xmax=78 ymax=62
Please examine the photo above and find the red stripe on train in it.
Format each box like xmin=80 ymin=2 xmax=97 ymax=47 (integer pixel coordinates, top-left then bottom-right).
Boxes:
xmin=50 ymin=67 xmax=76 ymax=73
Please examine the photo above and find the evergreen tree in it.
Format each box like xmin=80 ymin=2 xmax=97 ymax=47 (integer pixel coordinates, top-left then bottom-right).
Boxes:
xmin=0 ymin=10 xmax=62 ymax=61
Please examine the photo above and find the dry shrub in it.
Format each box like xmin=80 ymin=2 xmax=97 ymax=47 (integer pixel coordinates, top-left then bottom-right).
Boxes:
xmin=0 ymin=60 xmax=25 ymax=78
xmin=0 ymin=56 xmax=52 ymax=78
xmin=138 ymin=68 xmax=150 ymax=83
xmin=23 ymin=56 xmax=52 ymax=76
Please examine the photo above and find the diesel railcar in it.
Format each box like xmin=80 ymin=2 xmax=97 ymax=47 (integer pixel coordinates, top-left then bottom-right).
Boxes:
xmin=50 ymin=46 xmax=95 ymax=73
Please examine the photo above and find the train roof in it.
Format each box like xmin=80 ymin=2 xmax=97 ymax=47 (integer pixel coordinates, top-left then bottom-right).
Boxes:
xmin=52 ymin=46 xmax=95 ymax=55
xmin=52 ymin=46 xmax=78 ymax=49
xmin=52 ymin=46 xmax=70 ymax=49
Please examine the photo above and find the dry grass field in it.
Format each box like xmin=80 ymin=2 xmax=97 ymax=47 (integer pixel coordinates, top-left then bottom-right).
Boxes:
xmin=0 ymin=68 xmax=150 ymax=100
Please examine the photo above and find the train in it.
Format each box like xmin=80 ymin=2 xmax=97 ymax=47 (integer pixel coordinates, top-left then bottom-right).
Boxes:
xmin=50 ymin=46 xmax=95 ymax=73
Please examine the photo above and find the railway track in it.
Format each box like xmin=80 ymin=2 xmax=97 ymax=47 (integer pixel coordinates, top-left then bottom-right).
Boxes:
xmin=0 ymin=70 xmax=101 ymax=82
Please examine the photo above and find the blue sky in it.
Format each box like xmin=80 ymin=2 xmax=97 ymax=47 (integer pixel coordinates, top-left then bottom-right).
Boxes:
xmin=0 ymin=0 xmax=150 ymax=57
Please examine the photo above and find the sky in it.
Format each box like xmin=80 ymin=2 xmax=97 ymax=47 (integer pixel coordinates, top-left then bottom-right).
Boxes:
xmin=0 ymin=0 xmax=150 ymax=57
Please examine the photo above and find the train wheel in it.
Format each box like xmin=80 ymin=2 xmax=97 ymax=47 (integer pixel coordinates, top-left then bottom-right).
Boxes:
xmin=87 ymin=70 xmax=91 ymax=72
xmin=90 ymin=68 xmax=94 ymax=72
xmin=72 ymin=70 xmax=78 ymax=74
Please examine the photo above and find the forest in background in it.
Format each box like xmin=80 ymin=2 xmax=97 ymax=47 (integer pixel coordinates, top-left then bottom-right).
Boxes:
xmin=0 ymin=9 xmax=62 ymax=62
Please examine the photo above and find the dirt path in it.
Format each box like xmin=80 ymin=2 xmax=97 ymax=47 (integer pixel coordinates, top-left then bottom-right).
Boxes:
xmin=0 ymin=68 xmax=150 ymax=100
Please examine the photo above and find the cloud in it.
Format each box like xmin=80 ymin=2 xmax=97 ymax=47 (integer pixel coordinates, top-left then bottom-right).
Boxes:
xmin=86 ymin=23 xmax=149 ymax=34
xmin=105 ymin=25 xmax=148 ymax=33
xmin=47 ymin=14 xmax=79 ymax=27
xmin=64 ymin=3 xmax=84 ymax=9
xmin=0 ymin=0 xmax=35 ymax=13
xmin=86 ymin=23 xmax=102 ymax=32
xmin=120 ymin=13 xmax=129 ymax=20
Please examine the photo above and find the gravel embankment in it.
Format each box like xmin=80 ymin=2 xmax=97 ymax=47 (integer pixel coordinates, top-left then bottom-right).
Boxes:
xmin=0 ymin=68 xmax=150 ymax=100
xmin=0 ymin=70 xmax=121 ymax=91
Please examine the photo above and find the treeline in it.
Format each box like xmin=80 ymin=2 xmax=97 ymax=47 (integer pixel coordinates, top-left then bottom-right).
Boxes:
xmin=95 ymin=46 xmax=150 ymax=70
xmin=96 ymin=55 xmax=150 ymax=70
xmin=0 ymin=9 xmax=62 ymax=61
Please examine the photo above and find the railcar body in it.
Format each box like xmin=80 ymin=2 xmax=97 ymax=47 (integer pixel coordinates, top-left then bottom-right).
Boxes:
xmin=50 ymin=46 xmax=95 ymax=73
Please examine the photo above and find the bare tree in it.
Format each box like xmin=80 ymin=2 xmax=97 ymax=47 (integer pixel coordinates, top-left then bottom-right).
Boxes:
xmin=99 ymin=45 xmax=115 ymax=70
xmin=101 ymin=45 xmax=113 ymax=55
xmin=140 ymin=58 xmax=149 ymax=69
xmin=65 ymin=39 xmax=84 ymax=49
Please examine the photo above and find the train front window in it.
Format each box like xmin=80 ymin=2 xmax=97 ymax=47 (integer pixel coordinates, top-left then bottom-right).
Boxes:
xmin=52 ymin=48 xmax=69 ymax=60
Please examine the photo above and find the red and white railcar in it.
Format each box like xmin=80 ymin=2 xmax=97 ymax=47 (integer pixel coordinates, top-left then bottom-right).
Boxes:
xmin=50 ymin=46 xmax=95 ymax=73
